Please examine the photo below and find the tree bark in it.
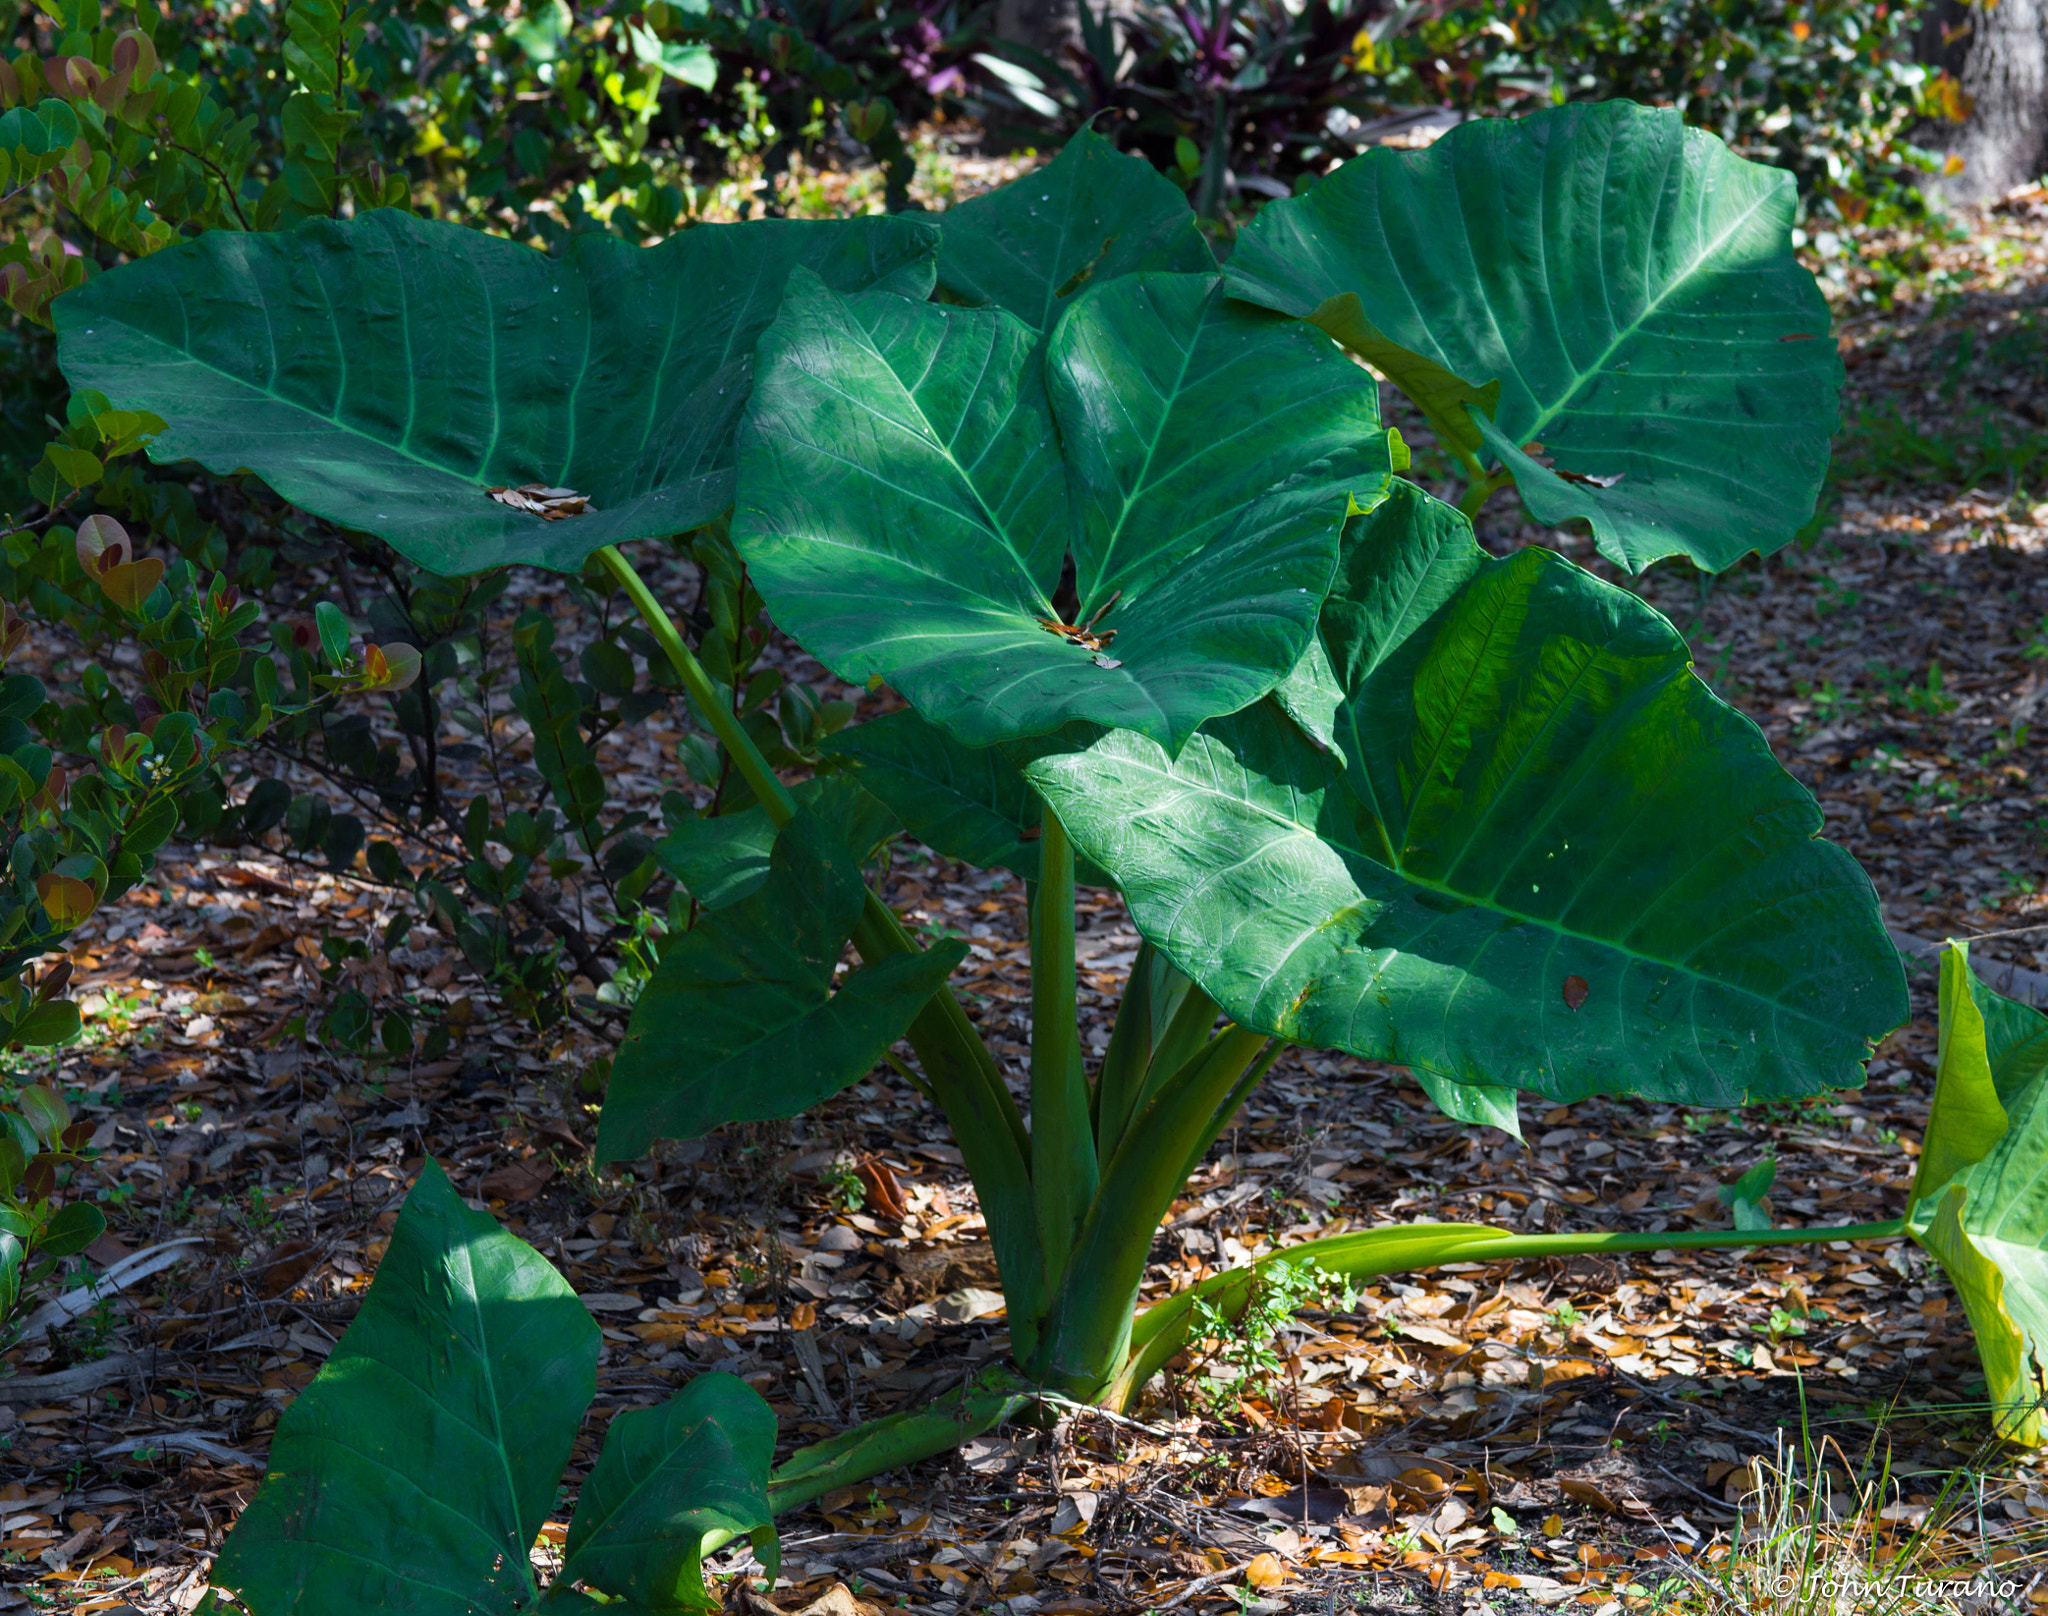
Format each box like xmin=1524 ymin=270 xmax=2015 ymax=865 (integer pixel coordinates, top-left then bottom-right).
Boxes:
xmin=1918 ymin=0 xmax=2048 ymax=203
xmin=997 ymin=0 xmax=1078 ymax=63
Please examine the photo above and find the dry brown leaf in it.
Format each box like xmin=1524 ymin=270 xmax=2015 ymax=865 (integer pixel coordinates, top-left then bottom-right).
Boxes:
xmin=856 ymin=1157 xmax=910 ymax=1221
xmin=485 ymin=483 xmax=591 ymax=520
xmin=1559 ymin=1477 xmax=1620 ymax=1514
xmin=260 ymin=1238 xmax=319 ymax=1299
xmin=478 ymin=1158 xmax=556 ymax=1202
xmin=729 ymin=1583 xmax=893 ymax=1616
xmin=1242 ymin=1552 xmax=1285 ymax=1589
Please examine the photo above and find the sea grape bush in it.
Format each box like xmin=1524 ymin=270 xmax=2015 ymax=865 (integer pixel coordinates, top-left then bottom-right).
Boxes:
xmin=0 ymin=479 xmax=449 ymax=1340
xmin=1425 ymin=0 xmax=1940 ymax=229
xmin=51 ymin=107 xmax=2045 ymax=1615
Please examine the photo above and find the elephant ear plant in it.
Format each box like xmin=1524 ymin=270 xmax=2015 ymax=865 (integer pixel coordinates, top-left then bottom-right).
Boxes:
xmin=58 ymin=106 xmax=2024 ymax=1615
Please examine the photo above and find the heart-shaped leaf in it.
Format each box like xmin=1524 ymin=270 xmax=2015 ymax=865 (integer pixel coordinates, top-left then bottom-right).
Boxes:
xmin=654 ymin=775 xmax=898 ymax=911
xmin=1225 ymin=102 xmax=1840 ymax=573
xmin=599 ymin=814 xmax=969 ymax=1161
xmin=735 ymin=269 xmax=1388 ymax=751
xmin=211 ymin=1159 xmax=600 ymax=1615
xmin=1027 ymin=483 xmax=1903 ymax=1106
xmin=1907 ymin=941 xmax=2048 ymax=1445
xmin=935 ymin=125 xmax=1213 ymax=330
xmin=1272 ymin=481 xmax=1481 ymax=749
xmin=561 ymin=1371 xmax=778 ymax=1608
xmin=55 ymin=209 xmax=939 ymax=575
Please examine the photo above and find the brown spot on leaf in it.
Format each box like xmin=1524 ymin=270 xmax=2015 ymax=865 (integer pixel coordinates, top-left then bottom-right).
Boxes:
xmin=1562 ymin=974 xmax=1590 ymax=1011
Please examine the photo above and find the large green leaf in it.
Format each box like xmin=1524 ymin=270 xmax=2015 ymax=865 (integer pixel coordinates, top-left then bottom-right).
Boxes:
xmin=935 ymin=126 xmax=1213 ymax=331
xmin=210 ymin=1160 xmax=599 ymax=1615
xmin=817 ymin=707 xmax=1110 ymax=886
xmin=598 ymin=814 xmax=968 ymax=1161
xmin=735 ymin=269 xmax=1388 ymax=751
xmin=561 ymin=1372 xmax=778 ymax=1609
xmin=1907 ymin=942 xmax=2048 ymax=1445
xmin=1225 ymin=102 xmax=1841 ymax=572
xmin=55 ymin=209 xmax=938 ymax=574
xmin=1027 ymin=485 xmax=1903 ymax=1107
xmin=655 ymin=776 xmax=898 ymax=910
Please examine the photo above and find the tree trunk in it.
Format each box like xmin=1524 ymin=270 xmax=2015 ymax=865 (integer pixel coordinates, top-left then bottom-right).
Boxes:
xmin=997 ymin=0 xmax=1078 ymax=63
xmin=1917 ymin=0 xmax=2048 ymax=203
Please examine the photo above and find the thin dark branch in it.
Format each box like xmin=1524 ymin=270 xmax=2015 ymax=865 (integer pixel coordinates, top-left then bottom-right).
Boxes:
xmin=158 ymin=132 xmax=254 ymax=231
xmin=517 ymin=882 xmax=612 ymax=987
xmin=0 ymin=485 xmax=84 ymax=545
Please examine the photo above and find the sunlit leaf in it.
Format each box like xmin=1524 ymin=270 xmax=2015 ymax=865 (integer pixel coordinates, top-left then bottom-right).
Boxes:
xmin=1226 ymin=102 xmax=1840 ymax=572
xmin=1906 ymin=942 xmax=2048 ymax=1444
xmin=736 ymin=270 xmax=1387 ymax=751
xmin=560 ymin=1372 xmax=777 ymax=1608
xmin=56 ymin=209 xmax=940 ymax=574
xmin=934 ymin=126 xmax=1213 ymax=331
xmin=1030 ymin=482 xmax=1903 ymax=1107
xmin=211 ymin=1161 xmax=600 ymax=1612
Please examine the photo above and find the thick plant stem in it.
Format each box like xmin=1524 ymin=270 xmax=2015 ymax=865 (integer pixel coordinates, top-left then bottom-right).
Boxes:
xmin=1114 ymin=1216 xmax=1909 ymax=1408
xmin=1132 ymin=980 xmax=1221 ymax=1123
xmin=1169 ymin=1036 xmax=1282 ymax=1190
xmin=1092 ymin=938 xmax=1160 ymax=1156
xmin=1456 ymin=465 xmax=1503 ymax=520
xmin=598 ymin=539 xmax=1018 ymax=1133
xmin=698 ymin=1365 xmax=1036 ymax=1555
xmin=1030 ymin=806 xmax=1094 ymax=1299
xmin=766 ymin=1364 xmax=1034 ymax=1513
xmin=1443 ymin=432 xmax=1488 ymax=498
xmin=597 ymin=544 xmax=795 ymax=824
xmin=1437 ymin=402 xmax=1502 ymax=519
xmin=1032 ymin=1025 xmax=1270 ymax=1397
xmin=598 ymin=541 xmax=1039 ymax=1320
xmin=849 ymin=901 xmax=1031 ymax=1162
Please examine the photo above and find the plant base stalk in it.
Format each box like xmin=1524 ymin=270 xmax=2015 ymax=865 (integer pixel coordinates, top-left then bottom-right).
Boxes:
xmin=1112 ymin=1217 xmax=1907 ymax=1408
xmin=709 ymin=1216 xmax=1908 ymax=1551
xmin=598 ymin=543 xmax=795 ymax=824
xmin=701 ymin=1365 xmax=1036 ymax=1555
xmin=599 ymin=539 xmax=1030 ymax=1171
xmin=600 ymin=537 xmax=1043 ymax=1353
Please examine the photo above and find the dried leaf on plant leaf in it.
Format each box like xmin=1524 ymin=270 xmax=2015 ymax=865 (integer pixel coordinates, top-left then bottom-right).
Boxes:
xmin=486 ymin=483 xmax=591 ymax=521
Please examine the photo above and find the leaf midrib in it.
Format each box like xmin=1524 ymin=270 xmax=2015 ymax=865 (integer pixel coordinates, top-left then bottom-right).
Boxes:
xmin=452 ymin=1236 xmax=540 ymax=1601
xmin=1509 ymin=181 xmax=1778 ymax=444
xmin=1356 ymin=126 xmax=1781 ymax=446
